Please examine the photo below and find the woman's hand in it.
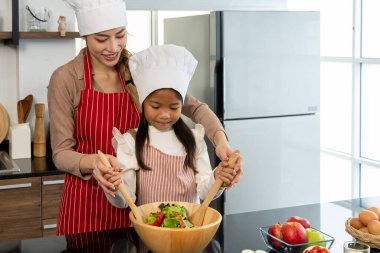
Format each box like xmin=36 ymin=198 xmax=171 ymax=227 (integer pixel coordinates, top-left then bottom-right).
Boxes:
xmin=92 ymin=154 xmax=122 ymax=197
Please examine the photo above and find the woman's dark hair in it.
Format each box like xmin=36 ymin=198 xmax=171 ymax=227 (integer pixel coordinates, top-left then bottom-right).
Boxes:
xmin=135 ymin=90 xmax=196 ymax=172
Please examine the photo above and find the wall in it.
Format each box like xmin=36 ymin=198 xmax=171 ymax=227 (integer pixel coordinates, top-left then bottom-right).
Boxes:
xmin=0 ymin=0 xmax=75 ymax=139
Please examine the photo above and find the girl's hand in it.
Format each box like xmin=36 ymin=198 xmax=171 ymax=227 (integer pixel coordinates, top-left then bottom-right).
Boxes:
xmin=103 ymin=172 xmax=122 ymax=197
xmin=215 ymin=145 xmax=243 ymax=188
xmin=214 ymin=162 xmax=237 ymax=188
xmin=92 ymin=154 xmax=121 ymax=197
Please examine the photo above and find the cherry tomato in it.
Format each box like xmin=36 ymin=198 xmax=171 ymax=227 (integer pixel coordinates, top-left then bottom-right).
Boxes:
xmin=319 ymin=248 xmax=329 ymax=253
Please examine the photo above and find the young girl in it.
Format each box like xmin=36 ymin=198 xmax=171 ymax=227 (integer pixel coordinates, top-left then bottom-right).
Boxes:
xmin=106 ymin=45 xmax=239 ymax=207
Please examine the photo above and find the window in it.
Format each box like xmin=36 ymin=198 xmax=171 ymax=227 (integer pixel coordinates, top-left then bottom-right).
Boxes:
xmin=320 ymin=153 xmax=352 ymax=202
xmin=360 ymin=164 xmax=380 ymax=197
xmin=361 ymin=0 xmax=380 ymax=58
xmin=320 ymin=62 xmax=352 ymax=154
xmin=289 ymin=0 xmax=380 ymax=201
xmin=125 ymin=11 xmax=152 ymax=54
xmin=361 ymin=64 xmax=380 ymax=161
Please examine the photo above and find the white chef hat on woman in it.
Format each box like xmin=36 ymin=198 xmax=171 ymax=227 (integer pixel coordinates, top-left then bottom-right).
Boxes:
xmin=63 ymin=0 xmax=127 ymax=36
xmin=129 ymin=44 xmax=198 ymax=105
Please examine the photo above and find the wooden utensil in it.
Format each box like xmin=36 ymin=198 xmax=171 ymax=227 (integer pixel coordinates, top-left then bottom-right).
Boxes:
xmin=23 ymin=95 xmax=33 ymax=123
xmin=17 ymin=100 xmax=25 ymax=124
xmin=188 ymin=151 xmax=240 ymax=226
xmin=97 ymin=150 xmax=144 ymax=223
xmin=16 ymin=94 xmax=33 ymax=124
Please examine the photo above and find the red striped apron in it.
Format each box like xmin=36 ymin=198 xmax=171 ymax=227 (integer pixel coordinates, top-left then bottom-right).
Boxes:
xmin=137 ymin=145 xmax=197 ymax=205
xmin=65 ymin=228 xmax=138 ymax=252
xmin=57 ymin=50 xmax=140 ymax=235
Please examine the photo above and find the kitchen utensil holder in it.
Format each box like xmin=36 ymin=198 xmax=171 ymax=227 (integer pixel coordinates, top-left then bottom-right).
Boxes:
xmin=9 ymin=123 xmax=31 ymax=159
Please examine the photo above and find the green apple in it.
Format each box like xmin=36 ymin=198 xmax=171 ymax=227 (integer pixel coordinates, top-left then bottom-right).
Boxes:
xmin=306 ymin=228 xmax=326 ymax=247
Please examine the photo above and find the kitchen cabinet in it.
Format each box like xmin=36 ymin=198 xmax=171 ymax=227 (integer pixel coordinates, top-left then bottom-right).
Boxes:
xmin=0 ymin=173 xmax=64 ymax=241
xmin=0 ymin=177 xmax=41 ymax=242
xmin=41 ymin=175 xmax=64 ymax=237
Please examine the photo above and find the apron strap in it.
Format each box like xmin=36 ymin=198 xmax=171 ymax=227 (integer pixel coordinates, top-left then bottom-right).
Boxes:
xmin=83 ymin=49 xmax=93 ymax=90
xmin=118 ymin=72 xmax=127 ymax=93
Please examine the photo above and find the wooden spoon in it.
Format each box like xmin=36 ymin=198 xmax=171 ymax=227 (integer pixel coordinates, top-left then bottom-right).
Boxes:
xmin=16 ymin=95 xmax=33 ymax=124
xmin=97 ymin=150 xmax=144 ymax=223
xmin=23 ymin=95 xmax=33 ymax=123
xmin=17 ymin=100 xmax=25 ymax=124
xmin=188 ymin=151 xmax=240 ymax=226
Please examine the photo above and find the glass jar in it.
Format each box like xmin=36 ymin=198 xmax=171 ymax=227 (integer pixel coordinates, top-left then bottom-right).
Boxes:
xmin=26 ymin=5 xmax=50 ymax=32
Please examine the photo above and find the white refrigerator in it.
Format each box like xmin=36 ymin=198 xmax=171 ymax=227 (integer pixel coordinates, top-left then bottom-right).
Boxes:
xmin=164 ymin=11 xmax=320 ymax=215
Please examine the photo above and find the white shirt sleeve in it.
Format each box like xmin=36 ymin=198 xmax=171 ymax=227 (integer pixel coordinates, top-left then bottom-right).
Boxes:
xmin=193 ymin=124 xmax=225 ymax=201
xmin=105 ymin=127 xmax=139 ymax=208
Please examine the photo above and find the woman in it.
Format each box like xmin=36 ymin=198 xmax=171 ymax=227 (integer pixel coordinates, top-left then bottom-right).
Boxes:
xmin=48 ymin=0 xmax=242 ymax=235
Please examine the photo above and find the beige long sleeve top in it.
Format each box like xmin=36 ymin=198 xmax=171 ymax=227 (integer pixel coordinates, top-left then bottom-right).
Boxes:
xmin=47 ymin=49 xmax=225 ymax=178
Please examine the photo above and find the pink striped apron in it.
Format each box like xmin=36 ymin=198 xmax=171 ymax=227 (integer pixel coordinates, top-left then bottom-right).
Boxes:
xmin=137 ymin=145 xmax=197 ymax=205
xmin=57 ymin=50 xmax=140 ymax=235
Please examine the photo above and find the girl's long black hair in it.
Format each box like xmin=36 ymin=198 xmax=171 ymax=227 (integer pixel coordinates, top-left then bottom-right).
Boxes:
xmin=135 ymin=91 xmax=196 ymax=172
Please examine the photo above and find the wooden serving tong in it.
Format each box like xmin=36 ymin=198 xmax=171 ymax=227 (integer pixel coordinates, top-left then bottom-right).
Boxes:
xmin=97 ymin=150 xmax=144 ymax=223
xmin=188 ymin=151 xmax=240 ymax=226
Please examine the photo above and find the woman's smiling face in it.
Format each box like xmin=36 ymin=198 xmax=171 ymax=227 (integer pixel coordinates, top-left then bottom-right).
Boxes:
xmin=85 ymin=27 xmax=127 ymax=68
xmin=143 ymin=89 xmax=183 ymax=131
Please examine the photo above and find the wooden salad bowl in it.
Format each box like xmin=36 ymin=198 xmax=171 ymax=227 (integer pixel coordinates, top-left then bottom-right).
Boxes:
xmin=130 ymin=201 xmax=222 ymax=253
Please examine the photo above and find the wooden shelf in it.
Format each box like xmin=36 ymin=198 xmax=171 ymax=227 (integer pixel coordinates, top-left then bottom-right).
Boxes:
xmin=21 ymin=32 xmax=80 ymax=39
xmin=0 ymin=32 xmax=80 ymax=40
xmin=0 ymin=32 xmax=11 ymax=40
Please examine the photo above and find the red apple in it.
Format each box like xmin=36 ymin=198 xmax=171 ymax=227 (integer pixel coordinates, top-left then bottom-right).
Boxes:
xmin=267 ymin=223 xmax=284 ymax=249
xmin=287 ymin=216 xmax=311 ymax=229
xmin=281 ymin=221 xmax=307 ymax=245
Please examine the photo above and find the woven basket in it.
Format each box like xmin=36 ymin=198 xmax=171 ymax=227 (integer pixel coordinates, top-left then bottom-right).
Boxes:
xmin=345 ymin=217 xmax=380 ymax=249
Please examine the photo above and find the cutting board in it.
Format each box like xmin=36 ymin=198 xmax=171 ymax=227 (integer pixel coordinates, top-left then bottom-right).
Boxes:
xmin=0 ymin=104 xmax=10 ymax=144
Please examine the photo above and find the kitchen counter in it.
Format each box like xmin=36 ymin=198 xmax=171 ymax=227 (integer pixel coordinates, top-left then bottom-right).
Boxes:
xmin=1 ymin=196 xmax=380 ymax=253
xmin=0 ymin=141 xmax=62 ymax=179
xmin=0 ymin=155 xmax=62 ymax=179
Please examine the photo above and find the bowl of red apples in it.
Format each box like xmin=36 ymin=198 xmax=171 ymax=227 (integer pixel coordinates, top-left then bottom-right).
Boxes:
xmin=259 ymin=216 xmax=334 ymax=253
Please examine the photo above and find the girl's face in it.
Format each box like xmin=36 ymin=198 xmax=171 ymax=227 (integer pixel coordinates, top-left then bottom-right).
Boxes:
xmin=85 ymin=27 xmax=127 ymax=68
xmin=143 ymin=89 xmax=182 ymax=131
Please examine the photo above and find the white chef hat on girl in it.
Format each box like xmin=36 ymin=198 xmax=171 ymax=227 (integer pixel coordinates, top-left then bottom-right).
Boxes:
xmin=63 ymin=0 xmax=127 ymax=36
xmin=129 ymin=44 xmax=198 ymax=105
